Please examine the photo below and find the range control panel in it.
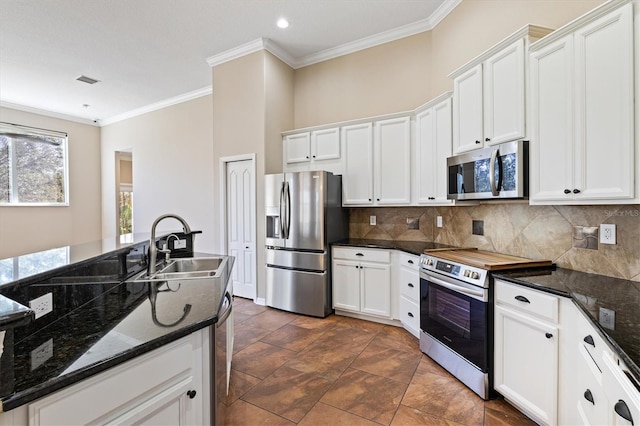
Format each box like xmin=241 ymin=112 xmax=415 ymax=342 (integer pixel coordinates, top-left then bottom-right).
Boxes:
xmin=420 ymin=254 xmax=489 ymax=288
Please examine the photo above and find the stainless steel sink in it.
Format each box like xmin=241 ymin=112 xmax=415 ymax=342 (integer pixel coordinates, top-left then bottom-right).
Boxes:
xmin=135 ymin=257 xmax=227 ymax=281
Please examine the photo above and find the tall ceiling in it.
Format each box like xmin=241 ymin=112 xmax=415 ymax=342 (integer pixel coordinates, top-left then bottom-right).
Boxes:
xmin=0 ymin=0 xmax=456 ymax=125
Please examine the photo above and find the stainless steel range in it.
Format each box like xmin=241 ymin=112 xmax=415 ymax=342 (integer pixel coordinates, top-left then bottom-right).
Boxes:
xmin=419 ymin=249 xmax=551 ymax=400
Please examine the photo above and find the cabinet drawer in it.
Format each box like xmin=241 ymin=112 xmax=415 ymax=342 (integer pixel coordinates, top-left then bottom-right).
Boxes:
xmin=575 ymin=306 xmax=612 ymax=372
xmin=398 ymin=252 xmax=419 ymax=269
xmin=399 ymin=267 xmax=419 ymax=301
xmin=495 ymin=280 xmax=559 ymax=323
xmin=399 ymin=295 xmax=420 ymax=331
xmin=332 ymin=247 xmax=390 ymax=263
xmin=601 ymin=352 xmax=640 ymax=426
xmin=576 ymin=345 xmax=609 ymax=426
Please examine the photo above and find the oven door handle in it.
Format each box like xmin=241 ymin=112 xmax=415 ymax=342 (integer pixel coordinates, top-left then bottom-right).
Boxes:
xmin=424 ymin=274 xmax=488 ymax=302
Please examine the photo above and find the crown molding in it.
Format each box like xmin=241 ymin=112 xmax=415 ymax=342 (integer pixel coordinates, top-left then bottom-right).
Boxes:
xmin=0 ymin=101 xmax=100 ymax=126
xmin=207 ymin=0 xmax=462 ymax=70
xmin=293 ymin=0 xmax=461 ymax=68
xmin=99 ymin=86 xmax=212 ymax=126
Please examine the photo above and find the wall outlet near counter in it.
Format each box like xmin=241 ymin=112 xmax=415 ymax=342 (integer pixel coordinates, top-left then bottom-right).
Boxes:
xmin=30 ymin=292 xmax=53 ymax=319
xmin=599 ymin=224 xmax=616 ymax=245
xmin=436 ymin=216 xmax=443 ymax=228
xmin=599 ymin=307 xmax=615 ymax=330
xmin=370 ymin=215 xmax=376 ymax=226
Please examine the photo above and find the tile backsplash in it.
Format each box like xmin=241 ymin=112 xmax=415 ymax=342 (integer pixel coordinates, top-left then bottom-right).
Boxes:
xmin=349 ymin=204 xmax=640 ymax=281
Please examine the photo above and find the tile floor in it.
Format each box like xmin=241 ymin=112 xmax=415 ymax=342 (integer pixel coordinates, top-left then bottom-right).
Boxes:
xmin=221 ymin=297 xmax=536 ymax=425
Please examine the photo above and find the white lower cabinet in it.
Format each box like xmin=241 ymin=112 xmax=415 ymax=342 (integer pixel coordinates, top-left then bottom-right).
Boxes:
xmin=493 ymin=280 xmax=562 ymax=425
xmin=397 ymin=252 xmax=420 ymax=337
xmin=332 ymin=247 xmax=392 ymax=319
xmin=23 ymin=330 xmax=207 ymax=426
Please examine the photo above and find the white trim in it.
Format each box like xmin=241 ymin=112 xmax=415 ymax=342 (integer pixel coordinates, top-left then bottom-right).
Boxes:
xmin=296 ymin=0 xmax=461 ymax=68
xmin=254 ymin=298 xmax=266 ymax=306
xmin=100 ymin=86 xmax=212 ymax=126
xmin=0 ymin=101 xmax=99 ymax=126
xmin=207 ymin=0 xmax=462 ymax=70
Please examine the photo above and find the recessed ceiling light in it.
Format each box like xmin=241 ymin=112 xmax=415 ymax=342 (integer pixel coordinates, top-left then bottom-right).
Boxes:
xmin=277 ymin=18 xmax=289 ymax=29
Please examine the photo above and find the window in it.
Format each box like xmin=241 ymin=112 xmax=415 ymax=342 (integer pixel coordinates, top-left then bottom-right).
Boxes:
xmin=0 ymin=122 xmax=69 ymax=205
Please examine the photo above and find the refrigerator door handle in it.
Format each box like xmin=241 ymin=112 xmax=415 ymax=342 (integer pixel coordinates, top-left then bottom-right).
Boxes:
xmin=279 ymin=182 xmax=287 ymax=238
xmin=284 ymin=181 xmax=291 ymax=239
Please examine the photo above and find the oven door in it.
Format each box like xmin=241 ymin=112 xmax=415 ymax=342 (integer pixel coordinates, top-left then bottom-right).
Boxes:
xmin=420 ymin=271 xmax=489 ymax=372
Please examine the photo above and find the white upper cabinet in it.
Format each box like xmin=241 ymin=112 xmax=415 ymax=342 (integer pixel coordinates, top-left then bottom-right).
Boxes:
xmin=374 ymin=116 xmax=412 ymax=205
xmin=451 ymin=26 xmax=553 ymax=154
xmin=283 ymin=128 xmax=341 ymax=174
xmin=415 ymin=93 xmax=454 ymax=205
xmin=342 ymin=122 xmax=374 ymax=204
xmin=342 ymin=117 xmax=411 ymax=206
xmin=529 ymin=1 xmax=635 ymax=204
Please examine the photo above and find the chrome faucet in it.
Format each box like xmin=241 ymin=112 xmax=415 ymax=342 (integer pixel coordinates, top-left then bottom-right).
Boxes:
xmin=148 ymin=214 xmax=192 ymax=276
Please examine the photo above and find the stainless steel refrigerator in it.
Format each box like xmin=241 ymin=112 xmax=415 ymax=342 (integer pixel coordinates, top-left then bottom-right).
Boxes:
xmin=265 ymin=170 xmax=348 ymax=317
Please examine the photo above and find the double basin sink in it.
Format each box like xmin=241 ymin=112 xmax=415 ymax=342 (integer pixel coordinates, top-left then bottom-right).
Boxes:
xmin=136 ymin=257 xmax=227 ymax=282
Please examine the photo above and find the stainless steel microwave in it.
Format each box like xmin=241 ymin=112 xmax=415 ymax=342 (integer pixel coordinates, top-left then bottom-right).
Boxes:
xmin=447 ymin=140 xmax=528 ymax=201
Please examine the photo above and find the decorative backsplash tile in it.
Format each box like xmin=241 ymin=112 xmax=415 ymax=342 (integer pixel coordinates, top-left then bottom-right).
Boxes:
xmin=349 ymin=204 xmax=640 ymax=281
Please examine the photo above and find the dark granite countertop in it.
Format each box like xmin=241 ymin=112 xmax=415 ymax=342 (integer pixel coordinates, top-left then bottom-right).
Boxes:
xmin=332 ymin=239 xmax=456 ymax=256
xmin=494 ymin=267 xmax=640 ymax=384
xmin=0 ymin=241 xmax=234 ymax=412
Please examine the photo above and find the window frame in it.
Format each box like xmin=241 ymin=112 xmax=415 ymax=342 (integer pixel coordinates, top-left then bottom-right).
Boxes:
xmin=0 ymin=122 xmax=70 ymax=207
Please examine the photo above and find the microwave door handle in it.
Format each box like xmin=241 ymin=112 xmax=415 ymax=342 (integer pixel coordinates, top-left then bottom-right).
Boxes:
xmin=489 ymin=148 xmax=501 ymax=196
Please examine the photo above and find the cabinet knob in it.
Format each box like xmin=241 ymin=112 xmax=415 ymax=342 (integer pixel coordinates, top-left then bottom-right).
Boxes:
xmin=428 ymin=196 xmax=435 ymax=200
xmin=312 ymin=155 xmax=316 ymax=158
xmin=407 ymin=260 xmax=414 ymax=264
xmin=514 ymin=295 xmax=530 ymax=303
xmin=583 ymin=335 xmax=595 ymax=347
xmin=408 ymin=312 xmax=414 ymax=318
xmin=573 ymin=188 xmax=581 ymax=194
xmin=545 ymin=332 xmax=553 ymax=339
xmin=377 ymin=198 xmax=380 ymax=201
xmin=564 ymin=189 xmax=571 ymax=194
xmin=614 ymin=400 xmax=634 ymax=424
xmin=475 ymin=140 xmax=481 ymax=144
xmin=584 ymin=389 xmax=594 ymax=405
xmin=368 ymin=198 xmax=372 ymax=202
xmin=408 ymin=283 xmax=414 ymax=288
xmin=187 ymin=390 xmax=197 ymax=399
xmin=485 ymin=137 xmax=490 ymax=142
xmin=306 ymin=156 xmax=309 ymax=159
xmin=356 ymin=253 xmax=364 ymax=257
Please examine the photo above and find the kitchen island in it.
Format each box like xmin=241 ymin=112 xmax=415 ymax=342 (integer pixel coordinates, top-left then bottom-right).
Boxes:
xmin=0 ymin=235 xmax=233 ymax=424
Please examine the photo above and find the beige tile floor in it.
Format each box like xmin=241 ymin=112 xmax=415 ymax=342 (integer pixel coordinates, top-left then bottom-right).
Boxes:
xmin=221 ymin=297 xmax=536 ymax=426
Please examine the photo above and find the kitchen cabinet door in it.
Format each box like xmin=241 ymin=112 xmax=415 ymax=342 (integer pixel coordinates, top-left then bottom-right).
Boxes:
xmin=360 ymin=262 xmax=391 ymax=318
xmin=284 ymin=133 xmax=311 ymax=164
xmin=483 ymin=39 xmax=525 ymax=145
xmin=374 ymin=116 xmax=411 ymax=204
xmin=529 ymin=34 xmax=575 ymax=202
xmin=529 ymin=1 xmax=635 ymax=204
xmin=452 ymin=64 xmax=483 ymax=154
xmin=312 ymin=128 xmax=341 ymax=161
xmin=573 ymin=2 xmax=634 ymax=201
xmin=494 ymin=304 xmax=558 ymax=425
xmin=332 ymin=258 xmax=361 ymax=312
xmin=415 ymin=94 xmax=454 ymax=205
xmin=342 ymin=123 xmax=374 ymax=205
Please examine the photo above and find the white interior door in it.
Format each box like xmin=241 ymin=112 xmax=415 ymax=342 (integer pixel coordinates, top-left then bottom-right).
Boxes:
xmin=226 ymin=160 xmax=256 ymax=300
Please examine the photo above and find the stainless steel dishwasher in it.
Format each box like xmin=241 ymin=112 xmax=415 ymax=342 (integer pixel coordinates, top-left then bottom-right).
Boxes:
xmin=211 ymin=289 xmax=233 ymax=425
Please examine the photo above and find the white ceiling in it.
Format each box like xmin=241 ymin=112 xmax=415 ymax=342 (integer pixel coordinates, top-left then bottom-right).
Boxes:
xmin=0 ymin=0 xmax=457 ymax=126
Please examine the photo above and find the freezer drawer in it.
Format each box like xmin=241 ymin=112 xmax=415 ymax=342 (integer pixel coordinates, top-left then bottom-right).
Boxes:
xmin=265 ymin=266 xmax=330 ymax=317
xmin=265 ymin=248 xmax=326 ymax=271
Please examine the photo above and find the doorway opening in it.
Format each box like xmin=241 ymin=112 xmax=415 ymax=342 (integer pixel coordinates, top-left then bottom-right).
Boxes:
xmin=115 ymin=150 xmax=133 ymax=243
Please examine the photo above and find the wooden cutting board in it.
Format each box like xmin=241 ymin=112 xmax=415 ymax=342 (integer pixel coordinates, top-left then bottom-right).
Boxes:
xmin=424 ymin=248 xmax=553 ymax=271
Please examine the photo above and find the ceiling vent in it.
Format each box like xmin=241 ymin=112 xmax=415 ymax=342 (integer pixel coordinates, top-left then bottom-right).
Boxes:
xmin=76 ymin=75 xmax=100 ymax=85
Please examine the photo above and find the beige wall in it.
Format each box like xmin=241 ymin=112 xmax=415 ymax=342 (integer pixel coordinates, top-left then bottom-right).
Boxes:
xmin=293 ymin=0 xmax=605 ymax=128
xmin=0 ymin=107 xmax=102 ymax=259
xmin=100 ymin=95 xmax=216 ymax=252
xmin=212 ymin=50 xmax=294 ymax=300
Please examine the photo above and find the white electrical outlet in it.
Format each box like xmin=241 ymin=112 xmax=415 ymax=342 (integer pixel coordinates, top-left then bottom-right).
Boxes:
xmin=436 ymin=216 xmax=443 ymax=228
xmin=30 ymin=292 xmax=53 ymax=319
xmin=600 ymin=224 xmax=616 ymax=245
xmin=599 ymin=307 xmax=615 ymax=330
xmin=370 ymin=215 xmax=376 ymax=226
xmin=31 ymin=338 xmax=53 ymax=370
xmin=174 ymin=239 xmax=187 ymax=249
